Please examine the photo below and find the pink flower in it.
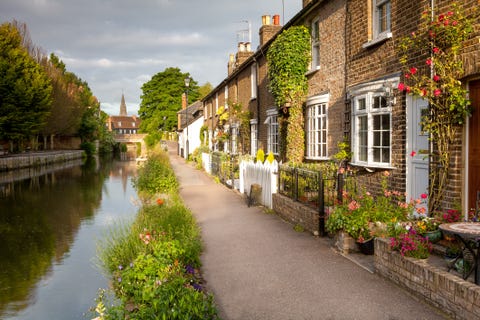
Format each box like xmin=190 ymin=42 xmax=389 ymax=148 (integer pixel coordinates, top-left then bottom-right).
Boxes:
xmin=398 ymin=83 xmax=406 ymax=91
xmin=447 ymin=11 xmax=454 ymax=16
xmin=348 ymin=200 xmax=360 ymax=211
xmin=434 ymin=88 xmax=442 ymax=96
xmin=421 ymin=193 xmax=428 ymax=199
xmin=452 ymin=21 xmax=458 ymax=26
xmin=433 ymin=47 xmax=440 ymax=54
xmin=433 ymin=74 xmax=441 ymax=82
xmin=410 ymin=151 xmax=416 ymax=157
xmin=443 ymin=20 xmax=449 ymax=26
xmin=409 ymin=67 xmax=418 ymax=75
xmin=426 ymin=58 xmax=433 ymax=66
xmin=405 ymin=73 xmax=410 ymax=79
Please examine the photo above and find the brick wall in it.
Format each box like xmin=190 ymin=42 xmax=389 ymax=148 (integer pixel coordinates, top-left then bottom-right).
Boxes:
xmin=375 ymin=237 xmax=480 ymax=320
xmin=272 ymin=193 xmax=320 ymax=235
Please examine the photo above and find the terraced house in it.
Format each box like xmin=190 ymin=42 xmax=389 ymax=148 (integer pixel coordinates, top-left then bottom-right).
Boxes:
xmin=201 ymin=0 xmax=480 ymax=215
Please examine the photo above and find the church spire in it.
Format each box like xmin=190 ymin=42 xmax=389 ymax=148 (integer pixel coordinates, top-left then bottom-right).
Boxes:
xmin=120 ymin=93 xmax=127 ymax=116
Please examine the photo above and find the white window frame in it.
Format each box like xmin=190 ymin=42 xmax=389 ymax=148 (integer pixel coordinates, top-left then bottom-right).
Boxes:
xmin=224 ymin=85 xmax=229 ymax=109
xmin=250 ymin=119 xmax=258 ymax=156
xmin=374 ymin=0 xmax=391 ymax=37
xmin=350 ymin=77 xmax=398 ymax=168
xmin=306 ymin=94 xmax=329 ymax=160
xmin=251 ymin=64 xmax=257 ymax=99
xmin=215 ymin=92 xmax=219 ymax=113
xmin=265 ymin=108 xmax=279 ymax=156
xmin=231 ymin=123 xmax=239 ymax=155
xmin=310 ymin=18 xmax=320 ymax=71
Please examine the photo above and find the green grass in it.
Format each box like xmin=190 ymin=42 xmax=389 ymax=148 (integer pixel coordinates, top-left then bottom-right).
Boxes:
xmin=93 ymin=146 xmax=218 ymax=319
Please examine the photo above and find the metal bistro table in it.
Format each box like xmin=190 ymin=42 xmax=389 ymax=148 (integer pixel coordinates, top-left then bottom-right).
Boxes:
xmin=439 ymin=222 xmax=480 ymax=284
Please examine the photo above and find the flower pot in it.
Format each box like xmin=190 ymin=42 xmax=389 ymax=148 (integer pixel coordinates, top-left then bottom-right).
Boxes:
xmin=423 ymin=229 xmax=441 ymax=243
xmin=357 ymin=238 xmax=374 ymax=255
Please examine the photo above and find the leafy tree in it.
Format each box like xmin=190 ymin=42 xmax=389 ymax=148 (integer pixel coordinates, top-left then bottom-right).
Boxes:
xmin=0 ymin=22 xmax=52 ymax=151
xmin=139 ymin=67 xmax=199 ymax=135
xmin=198 ymin=82 xmax=213 ymax=99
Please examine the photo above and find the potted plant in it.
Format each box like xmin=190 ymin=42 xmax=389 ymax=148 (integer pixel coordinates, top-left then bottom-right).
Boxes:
xmin=413 ymin=217 xmax=441 ymax=243
xmin=390 ymin=228 xmax=433 ymax=259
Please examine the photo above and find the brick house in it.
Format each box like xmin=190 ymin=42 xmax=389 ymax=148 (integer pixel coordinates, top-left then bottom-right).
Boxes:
xmin=201 ymin=0 xmax=480 ymax=214
xmin=106 ymin=94 xmax=141 ymax=134
xmin=345 ymin=0 xmax=480 ymax=214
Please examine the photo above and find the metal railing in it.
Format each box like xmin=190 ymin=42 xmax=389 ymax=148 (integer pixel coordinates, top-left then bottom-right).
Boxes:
xmin=278 ymin=164 xmax=357 ymax=236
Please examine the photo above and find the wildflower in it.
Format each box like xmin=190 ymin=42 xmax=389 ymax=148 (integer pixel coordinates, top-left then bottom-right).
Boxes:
xmin=118 ymin=265 xmax=123 ymax=270
xmin=117 ymin=277 xmax=122 ymax=283
xmin=156 ymin=198 xmax=164 ymax=205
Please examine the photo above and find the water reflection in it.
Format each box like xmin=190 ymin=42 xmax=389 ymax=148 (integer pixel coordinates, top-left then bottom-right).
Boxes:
xmin=0 ymin=157 xmax=138 ymax=319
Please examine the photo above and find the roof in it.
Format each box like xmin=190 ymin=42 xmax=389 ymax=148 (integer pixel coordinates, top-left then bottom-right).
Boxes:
xmin=177 ymin=101 xmax=203 ymax=129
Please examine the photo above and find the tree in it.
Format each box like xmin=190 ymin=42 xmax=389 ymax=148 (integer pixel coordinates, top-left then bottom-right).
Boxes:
xmin=198 ymin=82 xmax=213 ymax=99
xmin=139 ymin=67 xmax=199 ymax=135
xmin=0 ymin=22 xmax=52 ymax=151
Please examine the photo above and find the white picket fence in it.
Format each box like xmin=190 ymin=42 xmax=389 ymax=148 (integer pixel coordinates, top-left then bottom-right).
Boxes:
xmin=202 ymin=152 xmax=211 ymax=174
xmin=239 ymin=159 xmax=278 ymax=208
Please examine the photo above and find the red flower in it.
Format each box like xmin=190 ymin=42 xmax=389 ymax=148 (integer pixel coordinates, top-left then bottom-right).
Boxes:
xmin=405 ymin=86 xmax=411 ymax=93
xmin=438 ymin=14 xmax=445 ymax=21
xmin=447 ymin=11 xmax=454 ymax=16
xmin=410 ymin=151 xmax=416 ymax=157
xmin=433 ymin=74 xmax=441 ymax=82
xmin=420 ymin=88 xmax=427 ymax=96
xmin=433 ymin=47 xmax=440 ymax=54
xmin=434 ymin=88 xmax=442 ymax=96
xmin=452 ymin=20 xmax=458 ymax=26
xmin=428 ymin=30 xmax=436 ymax=38
xmin=426 ymin=58 xmax=433 ymax=66
xmin=443 ymin=20 xmax=449 ymax=26
xmin=405 ymin=73 xmax=410 ymax=79
xmin=398 ymin=83 xmax=406 ymax=91
xmin=409 ymin=67 xmax=418 ymax=75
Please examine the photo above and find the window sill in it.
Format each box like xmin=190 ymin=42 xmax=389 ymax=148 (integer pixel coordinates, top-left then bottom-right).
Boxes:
xmin=306 ymin=66 xmax=321 ymax=76
xmin=305 ymin=156 xmax=330 ymax=161
xmin=362 ymin=32 xmax=392 ymax=49
xmin=350 ymin=161 xmax=396 ymax=171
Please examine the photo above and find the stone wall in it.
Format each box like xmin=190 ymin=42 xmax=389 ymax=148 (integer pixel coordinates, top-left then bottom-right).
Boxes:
xmin=375 ymin=237 xmax=480 ymax=320
xmin=272 ymin=193 xmax=320 ymax=235
xmin=0 ymin=150 xmax=84 ymax=171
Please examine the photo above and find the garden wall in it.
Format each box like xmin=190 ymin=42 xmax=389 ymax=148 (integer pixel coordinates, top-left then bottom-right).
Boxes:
xmin=375 ymin=237 xmax=480 ymax=320
xmin=272 ymin=193 xmax=320 ymax=235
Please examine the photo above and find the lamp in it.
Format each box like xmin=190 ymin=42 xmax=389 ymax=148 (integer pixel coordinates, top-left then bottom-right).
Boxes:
xmin=184 ymin=76 xmax=191 ymax=158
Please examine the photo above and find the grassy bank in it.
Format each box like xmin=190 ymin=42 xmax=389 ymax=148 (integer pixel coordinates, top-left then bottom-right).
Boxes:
xmin=92 ymin=147 xmax=218 ymax=319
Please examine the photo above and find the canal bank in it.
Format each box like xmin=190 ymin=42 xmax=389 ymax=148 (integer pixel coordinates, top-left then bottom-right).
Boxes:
xmin=0 ymin=150 xmax=84 ymax=171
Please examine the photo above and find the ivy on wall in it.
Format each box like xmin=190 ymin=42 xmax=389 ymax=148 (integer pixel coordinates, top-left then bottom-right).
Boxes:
xmin=267 ymin=25 xmax=311 ymax=163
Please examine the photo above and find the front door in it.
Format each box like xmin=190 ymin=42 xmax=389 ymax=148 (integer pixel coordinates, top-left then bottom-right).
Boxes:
xmin=407 ymin=95 xmax=429 ymax=210
xmin=468 ymin=80 xmax=480 ymax=213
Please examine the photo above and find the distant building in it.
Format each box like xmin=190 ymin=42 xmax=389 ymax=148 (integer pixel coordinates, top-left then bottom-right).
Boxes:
xmin=106 ymin=94 xmax=141 ymax=134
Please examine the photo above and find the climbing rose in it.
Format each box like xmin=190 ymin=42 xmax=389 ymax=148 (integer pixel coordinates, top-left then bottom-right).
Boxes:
xmin=410 ymin=151 xmax=416 ymax=157
xmin=426 ymin=58 xmax=433 ymax=66
xmin=410 ymin=67 xmax=418 ymax=75
xmin=398 ymin=83 xmax=405 ymax=91
xmin=434 ymin=88 xmax=442 ymax=96
xmin=433 ymin=74 xmax=441 ymax=82
xmin=433 ymin=47 xmax=440 ymax=54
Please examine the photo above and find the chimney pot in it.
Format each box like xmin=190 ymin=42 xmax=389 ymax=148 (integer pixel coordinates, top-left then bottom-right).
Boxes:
xmin=262 ymin=15 xmax=271 ymax=26
xmin=273 ymin=14 xmax=280 ymax=26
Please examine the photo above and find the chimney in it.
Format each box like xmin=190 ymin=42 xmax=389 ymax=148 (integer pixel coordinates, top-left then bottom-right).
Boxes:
xmin=259 ymin=14 xmax=282 ymax=46
xmin=235 ymin=41 xmax=253 ymax=67
xmin=182 ymin=92 xmax=187 ymax=110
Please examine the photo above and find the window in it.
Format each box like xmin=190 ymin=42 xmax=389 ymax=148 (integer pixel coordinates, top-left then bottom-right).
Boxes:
xmin=215 ymin=92 xmax=219 ymax=113
xmin=352 ymin=92 xmax=391 ymax=167
xmin=118 ymin=122 xmax=122 ymax=127
xmin=251 ymin=64 xmax=257 ymax=99
xmin=311 ymin=18 xmax=320 ymax=70
xmin=250 ymin=119 xmax=258 ymax=156
xmin=374 ymin=0 xmax=391 ymax=36
xmin=224 ymin=85 xmax=229 ymax=108
xmin=265 ymin=109 xmax=279 ymax=155
xmin=306 ymin=94 xmax=328 ymax=159
xmin=231 ymin=124 xmax=239 ymax=155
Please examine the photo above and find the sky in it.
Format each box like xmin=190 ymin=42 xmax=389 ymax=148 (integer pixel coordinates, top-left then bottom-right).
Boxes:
xmin=0 ymin=0 xmax=302 ymax=116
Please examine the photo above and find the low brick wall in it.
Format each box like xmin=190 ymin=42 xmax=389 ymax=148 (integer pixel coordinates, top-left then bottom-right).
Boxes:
xmin=272 ymin=193 xmax=320 ymax=235
xmin=375 ymin=237 xmax=480 ymax=320
xmin=0 ymin=150 xmax=84 ymax=172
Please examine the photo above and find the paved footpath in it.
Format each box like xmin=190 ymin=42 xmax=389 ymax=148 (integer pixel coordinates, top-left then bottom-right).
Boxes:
xmin=168 ymin=147 xmax=447 ymax=320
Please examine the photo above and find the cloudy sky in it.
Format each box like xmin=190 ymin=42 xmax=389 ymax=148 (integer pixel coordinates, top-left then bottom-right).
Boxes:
xmin=0 ymin=0 xmax=302 ymax=116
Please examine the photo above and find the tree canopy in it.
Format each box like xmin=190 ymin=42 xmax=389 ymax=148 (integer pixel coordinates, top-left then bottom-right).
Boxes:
xmin=139 ymin=67 xmax=200 ymax=135
xmin=0 ymin=22 xmax=52 ymax=149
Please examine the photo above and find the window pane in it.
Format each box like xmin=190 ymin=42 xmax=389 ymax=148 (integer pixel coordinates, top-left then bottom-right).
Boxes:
xmin=358 ymin=98 xmax=366 ymax=111
xmin=377 ymin=1 xmax=391 ymax=33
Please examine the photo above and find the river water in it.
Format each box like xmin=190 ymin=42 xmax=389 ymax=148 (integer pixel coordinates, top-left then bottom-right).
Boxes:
xmin=0 ymin=157 xmax=139 ymax=319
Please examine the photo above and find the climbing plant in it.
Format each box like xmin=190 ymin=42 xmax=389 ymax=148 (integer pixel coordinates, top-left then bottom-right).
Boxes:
xmin=397 ymin=3 xmax=475 ymax=212
xmin=267 ymin=25 xmax=311 ymax=163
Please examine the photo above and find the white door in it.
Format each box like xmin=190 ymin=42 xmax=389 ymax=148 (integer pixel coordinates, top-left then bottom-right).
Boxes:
xmin=406 ymin=96 xmax=429 ymax=212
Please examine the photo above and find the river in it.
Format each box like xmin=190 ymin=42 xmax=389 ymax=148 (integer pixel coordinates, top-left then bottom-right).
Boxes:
xmin=0 ymin=157 xmax=139 ymax=319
